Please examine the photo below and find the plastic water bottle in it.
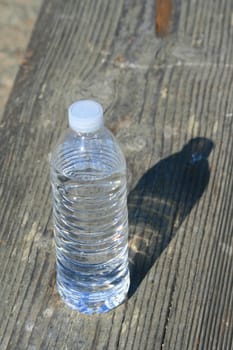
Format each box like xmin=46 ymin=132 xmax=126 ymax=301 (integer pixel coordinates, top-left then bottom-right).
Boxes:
xmin=50 ymin=100 xmax=129 ymax=314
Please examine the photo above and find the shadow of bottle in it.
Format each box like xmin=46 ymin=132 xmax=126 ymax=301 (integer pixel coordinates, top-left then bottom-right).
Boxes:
xmin=128 ymin=137 xmax=214 ymax=297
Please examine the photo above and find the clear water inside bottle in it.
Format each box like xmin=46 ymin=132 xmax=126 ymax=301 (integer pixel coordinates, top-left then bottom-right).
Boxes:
xmin=51 ymin=128 xmax=129 ymax=314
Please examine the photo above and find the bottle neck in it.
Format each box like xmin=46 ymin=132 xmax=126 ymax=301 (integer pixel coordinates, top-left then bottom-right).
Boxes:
xmin=69 ymin=125 xmax=105 ymax=138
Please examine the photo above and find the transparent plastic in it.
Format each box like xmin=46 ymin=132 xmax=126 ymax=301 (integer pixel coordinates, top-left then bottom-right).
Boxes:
xmin=50 ymin=120 xmax=129 ymax=314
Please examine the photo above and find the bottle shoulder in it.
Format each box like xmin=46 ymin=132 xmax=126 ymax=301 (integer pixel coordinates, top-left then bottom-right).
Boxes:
xmin=52 ymin=127 xmax=124 ymax=155
xmin=51 ymin=127 xmax=126 ymax=176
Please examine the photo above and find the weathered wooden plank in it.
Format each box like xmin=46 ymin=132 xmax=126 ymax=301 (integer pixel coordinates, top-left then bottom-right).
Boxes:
xmin=0 ymin=0 xmax=233 ymax=349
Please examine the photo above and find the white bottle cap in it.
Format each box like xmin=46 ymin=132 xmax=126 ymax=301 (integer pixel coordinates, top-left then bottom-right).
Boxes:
xmin=68 ymin=100 xmax=104 ymax=133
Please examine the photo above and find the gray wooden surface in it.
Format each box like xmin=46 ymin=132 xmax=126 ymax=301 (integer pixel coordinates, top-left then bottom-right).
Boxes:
xmin=0 ymin=0 xmax=233 ymax=349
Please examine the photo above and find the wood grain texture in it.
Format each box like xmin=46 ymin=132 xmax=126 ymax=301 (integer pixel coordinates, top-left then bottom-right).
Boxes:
xmin=0 ymin=0 xmax=233 ymax=349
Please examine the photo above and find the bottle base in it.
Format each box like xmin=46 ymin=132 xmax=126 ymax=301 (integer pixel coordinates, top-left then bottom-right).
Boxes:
xmin=57 ymin=273 xmax=130 ymax=315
